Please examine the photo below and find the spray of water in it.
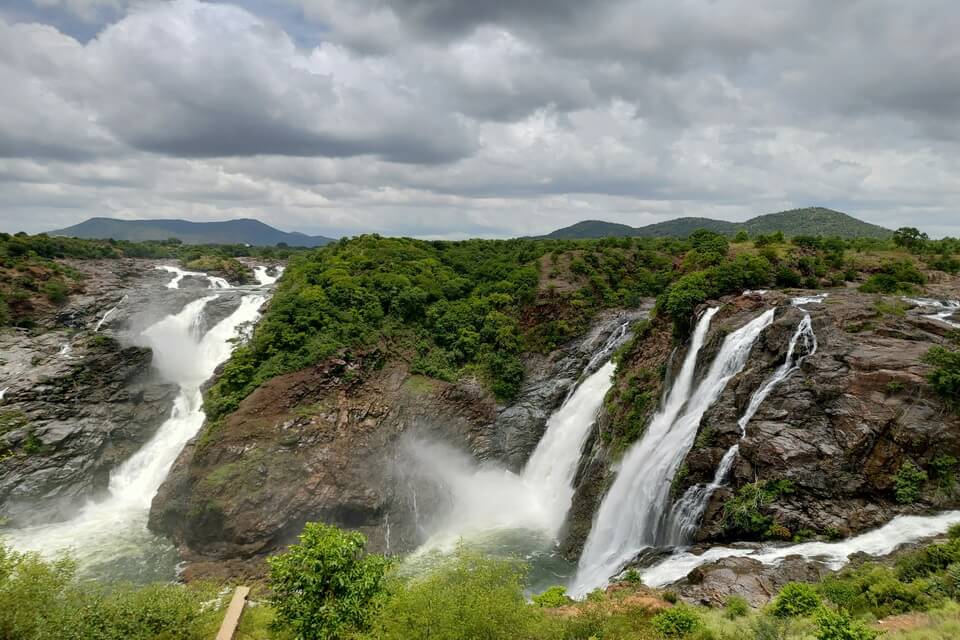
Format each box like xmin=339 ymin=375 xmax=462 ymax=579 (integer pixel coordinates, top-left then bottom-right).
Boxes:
xmin=572 ymin=308 xmax=775 ymax=595
xmin=412 ymin=324 xmax=632 ymax=552
xmin=667 ymin=313 xmax=817 ymax=545
xmin=3 ymin=293 xmax=265 ymax=579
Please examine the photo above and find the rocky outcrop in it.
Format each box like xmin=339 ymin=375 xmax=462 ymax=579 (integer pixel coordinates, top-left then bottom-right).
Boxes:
xmin=686 ymin=288 xmax=960 ymax=542
xmin=149 ymin=309 xmax=647 ymax=579
xmin=0 ymin=333 xmax=177 ymax=526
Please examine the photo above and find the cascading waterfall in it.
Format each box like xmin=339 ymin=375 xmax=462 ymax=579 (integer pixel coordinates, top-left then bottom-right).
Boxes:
xmin=413 ymin=322 xmax=634 ymax=551
xmin=93 ymin=294 xmax=129 ymax=332
xmin=904 ymin=297 xmax=960 ymax=328
xmin=666 ymin=313 xmax=818 ymax=545
xmin=4 ymin=292 xmax=266 ymax=579
xmin=253 ymin=265 xmax=285 ymax=286
xmin=572 ymin=308 xmax=776 ymax=596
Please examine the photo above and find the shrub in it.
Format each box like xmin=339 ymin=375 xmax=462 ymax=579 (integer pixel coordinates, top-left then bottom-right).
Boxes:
xmin=893 ymin=460 xmax=927 ymax=504
xmin=651 ymin=606 xmax=702 ymax=638
xmin=41 ymin=280 xmax=69 ymax=305
xmin=532 ymin=585 xmax=571 ymax=608
xmin=770 ymin=582 xmax=821 ymax=618
xmin=662 ymin=591 xmax=679 ymax=604
xmin=949 ymin=523 xmax=960 ymax=540
xmin=814 ymin=607 xmax=878 ymax=640
xmin=268 ymin=522 xmax=391 ymax=640
xmin=724 ymin=595 xmax=750 ymax=619
xmin=923 ymin=346 xmax=960 ymax=412
xmin=366 ymin=550 xmax=543 ymax=640
xmin=859 ymin=259 xmax=926 ymax=294
xmin=722 ymin=479 xmax=794 ymax=538
xmin=623 ymin=568 xmax=643 ymax=585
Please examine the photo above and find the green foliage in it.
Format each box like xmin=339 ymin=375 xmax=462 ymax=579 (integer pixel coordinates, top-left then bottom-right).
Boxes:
xmin=267 ymin=522 xmax=391 ymax=640
xmin=623 ymin=568 xmax=643 ymax=585
xmin=659 ymin=253 xmax=773 ymax=333
xmin=651 ymin=606 xmax=702 ymax=638
xmin=923 ymin=346 xmax=960 ymax=412
xmin=770 ymin=583 xmax=821 ymax=618
xmin=893 ymin=460 xmax=927 ymax=504
xmin=859 ymin=259 xmax=926 ymax=294
xmin=182 ymin=255 xmax=253 ymax=284
xmin=724 ymin=595 xmax=750 ymax=619
xmin=0 ymin=543 xmax=219 ymax=640
xmin=722 ymin=479 xmax=795 ymax=538
xmin=365 ymin=549 xmax=543 ymax=640
xmin=532 ymin=585 xmax=571 ymax=608
xmin=813 ymin=607 xmax=878 ymax=640
xmin=893 ymin=227 xmax=930 ymax=252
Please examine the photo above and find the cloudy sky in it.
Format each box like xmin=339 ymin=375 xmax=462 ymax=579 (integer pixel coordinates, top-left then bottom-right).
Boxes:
xmin=1 ymin=0 xmax=958 ymax=238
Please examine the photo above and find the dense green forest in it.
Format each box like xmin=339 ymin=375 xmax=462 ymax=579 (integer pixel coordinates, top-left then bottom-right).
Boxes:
xmin=204 ymin=227 xmax=960 ymax=427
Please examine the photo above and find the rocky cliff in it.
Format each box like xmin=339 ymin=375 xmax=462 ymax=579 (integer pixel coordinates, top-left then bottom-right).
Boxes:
xmin=148 ymin=309 xmax=646 ymax=579
xmin=563 ymin=278 xmax=960 ymax=561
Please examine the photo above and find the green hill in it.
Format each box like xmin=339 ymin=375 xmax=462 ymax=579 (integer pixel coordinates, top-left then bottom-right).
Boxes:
xmin=50 ymin=217 xmax=335 ymax=247
xmin=543 ymin=207 xmax=893 ymax=240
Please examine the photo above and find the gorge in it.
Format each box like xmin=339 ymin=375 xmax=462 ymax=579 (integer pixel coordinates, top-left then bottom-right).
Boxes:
xmin=2 ymin=234 xmax=960 ymax=621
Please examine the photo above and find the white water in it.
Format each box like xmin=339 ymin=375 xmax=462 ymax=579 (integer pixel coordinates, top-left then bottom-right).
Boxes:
xmin=572 ymin=308 xmax=776 ymax=596
xmin=793 ymin=293 xmax=828 ymax=308
xmin=904 ymin=297 xmax=960 ymax=329
xmin=155 ymin=265 xmax=229 ymax=289
xmin=93 ymin=294 xmax=128 ymax=332
xmin=0 ymin=387 xmax=7 ymax=402
xmin=253 ymin=265 xmax=284 ymax=286
xmin=414 ymin=325 xmax=630 ymax=552
xmin=641 ymin=511 xmax=960 ymax=588
xmin=5 ymin=292 xmax=266 ymax=575
xmin=667 ymin=314 xmax=818 ymax=545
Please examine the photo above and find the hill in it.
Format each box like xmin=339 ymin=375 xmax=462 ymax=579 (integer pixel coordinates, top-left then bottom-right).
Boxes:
xmin=50 ymin=217 xmax=335 ymax=247
xmin=543 ymin=207 xmax=893 ymax=240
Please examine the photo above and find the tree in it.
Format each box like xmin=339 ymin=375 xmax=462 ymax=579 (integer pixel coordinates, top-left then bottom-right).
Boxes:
xmin=893 ymin=227 xmax=929 ymax=252
xmin=268 ymin=523 xmax=391 ymax=640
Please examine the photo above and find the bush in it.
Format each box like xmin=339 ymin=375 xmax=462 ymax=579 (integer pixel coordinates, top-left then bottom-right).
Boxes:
xmin=723 ymin=595 xmax=750 ymax=619
xmin=41 ymin=280 xmax=69 ymax=305
xmin=366 ymin=550 xmax=544 ymax=640
xmin=651 ymin=606 xmax=702 ymax=638
xmin=814 ymin=607 xmax=878 ymax=640
xmin=268 ymin=522 xmax=391 ymax=640
xmin=0 ymin=543 xmax=218 ymax=640
xmin=859 ymin=259 xmax=926 ymax=294
xmin=722 ymin=479 xmax=794 ymax=538
xmin=532 ymin=585 xmax=571 ymax=608
xmin=923 ymin=346 xmax=960 ymax=412
xmin=770 ymin=582 xmax=821 ymax=618
xmin=893 ymin=460 xmax=927 ymax=504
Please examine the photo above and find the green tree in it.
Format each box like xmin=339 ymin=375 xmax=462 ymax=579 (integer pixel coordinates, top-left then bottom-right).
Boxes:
xmin=893 ymin=227 xmax=929 ymax=252
xmin=268 ymin=523 xmax=391 ymax=640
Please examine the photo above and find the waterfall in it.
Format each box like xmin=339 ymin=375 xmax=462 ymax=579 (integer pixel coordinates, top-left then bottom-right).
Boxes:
xmin=253 ymin=265 xmax=284 ymax=286
xmin=93 ymin=294 xmax=128 ymax=332
xmin=4 ymin=292 xmax=266 ymax=576
xmin=412 ymin=322 xmax=631 ymax=551
xmin=572 ymin=308 xmax=775 ymax=596
xmin=904 ymin=297 xmax=960 ymax=328
xmin=666 ymin=313 xmax=817 ymax=545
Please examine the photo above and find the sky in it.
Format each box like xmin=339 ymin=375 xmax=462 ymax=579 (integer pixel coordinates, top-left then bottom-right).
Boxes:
xmin=0 ymin=0 xmax=958 ymax=239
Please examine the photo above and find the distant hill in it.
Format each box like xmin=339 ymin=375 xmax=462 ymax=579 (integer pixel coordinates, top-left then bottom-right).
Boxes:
xmin=50 ymin=217 xmax=335 ymax=247
xmin=542 ymin=207 xmax=893 ymax=240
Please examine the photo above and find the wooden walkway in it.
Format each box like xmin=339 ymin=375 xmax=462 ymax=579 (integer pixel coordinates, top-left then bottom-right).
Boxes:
xmin=215 ymin=586 xmax=250 ymax=640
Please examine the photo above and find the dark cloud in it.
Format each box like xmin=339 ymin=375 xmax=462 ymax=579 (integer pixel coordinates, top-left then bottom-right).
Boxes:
xmin=0 ymin=0 xmax=959 ymax=238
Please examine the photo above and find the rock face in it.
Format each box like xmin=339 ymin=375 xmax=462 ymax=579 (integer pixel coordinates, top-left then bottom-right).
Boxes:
xmin=0 ymin=332 xmax=177 ymax=527
xmin=674 ymin=554 xmax=829 ymax=607
xmin=688 ymin=288 xmax=960 ymax=542
xmin=148 ymin=309 xmax=646 ymax=579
